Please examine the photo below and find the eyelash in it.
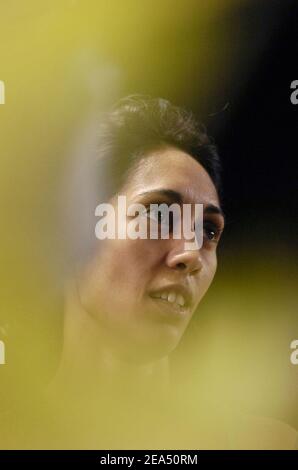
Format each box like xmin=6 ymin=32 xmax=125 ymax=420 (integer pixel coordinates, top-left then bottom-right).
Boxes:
xmin=203 ymin=221 xmax=222 ymax=243
xmin=144 ymin=206 xmax=174 ymax=228
xmin=144 ymin=206 xmax=222 ymax=242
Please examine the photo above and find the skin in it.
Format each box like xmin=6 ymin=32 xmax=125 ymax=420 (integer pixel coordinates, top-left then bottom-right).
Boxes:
xmin=55 ymin=146 xmax=224 ymax=393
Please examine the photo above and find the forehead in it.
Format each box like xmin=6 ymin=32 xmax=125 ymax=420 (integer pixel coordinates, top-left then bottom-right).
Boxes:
xmin=124 ymin=146 xmax=219 ymax=206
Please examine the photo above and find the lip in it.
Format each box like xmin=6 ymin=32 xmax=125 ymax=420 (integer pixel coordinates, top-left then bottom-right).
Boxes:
xmin=147 ymin=283 xmax=194 ymax=320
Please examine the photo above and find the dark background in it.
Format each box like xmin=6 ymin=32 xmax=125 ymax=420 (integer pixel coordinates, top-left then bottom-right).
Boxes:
xmin=120 ymin=0 xmax=298 ymax=251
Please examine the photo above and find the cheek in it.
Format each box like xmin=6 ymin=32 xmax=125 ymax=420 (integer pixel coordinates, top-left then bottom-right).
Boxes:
xmin=79 ymin=239 xmax=163 ymax=314
xmin=206 ymin=250 xmax=218 ymax=278
xmin=106 ymin=239 xmax=161 ymax=286
xmin=197 ymin=251 xmax=218 ymax=300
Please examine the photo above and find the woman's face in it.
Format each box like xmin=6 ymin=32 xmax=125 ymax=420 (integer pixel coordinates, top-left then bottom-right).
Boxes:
xmin=77 ymin=147 xmax=225 ymax=363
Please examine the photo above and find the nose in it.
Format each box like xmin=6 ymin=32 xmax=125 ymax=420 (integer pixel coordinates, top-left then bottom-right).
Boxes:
xmin=165 ymin=242 xmax=203 ymax=275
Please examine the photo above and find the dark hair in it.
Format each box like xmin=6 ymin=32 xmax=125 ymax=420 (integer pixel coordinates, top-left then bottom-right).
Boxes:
xmin=97 ymin=95 xmax=222 ymax=197
xmin=62 ymin=95 xmax=222 ymax=270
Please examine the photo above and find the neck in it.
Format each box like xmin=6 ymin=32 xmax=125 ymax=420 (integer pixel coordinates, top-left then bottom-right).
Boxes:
xmin=49 ymin=282 xmax=170 ymax=401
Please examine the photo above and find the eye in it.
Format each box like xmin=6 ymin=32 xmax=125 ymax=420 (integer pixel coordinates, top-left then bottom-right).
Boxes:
xmin=203 ymin=221 xmax=222 ymax=243
xmin=143 ymin=205 xmax=174 ymax=231
xmin=145 ymin=206 xmax=165 ymax=223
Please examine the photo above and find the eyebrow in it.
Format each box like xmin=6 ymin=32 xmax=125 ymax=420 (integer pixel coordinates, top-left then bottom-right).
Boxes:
xmin=138 ymin=189 xmax=183 ymax=204
xmin=137 ymin=189 xmax=225 ymax=220
xmin=204 ymin=204 xmax=225 ymax=220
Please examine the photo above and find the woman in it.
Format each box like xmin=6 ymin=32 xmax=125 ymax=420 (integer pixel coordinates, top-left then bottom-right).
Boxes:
xmin=48 ymin=96 xmax=296 ymax=449
xmin=43 ymin=95 xmax=227 ymax=447
xmin=53 ymin=95 xmax=224 ymax=385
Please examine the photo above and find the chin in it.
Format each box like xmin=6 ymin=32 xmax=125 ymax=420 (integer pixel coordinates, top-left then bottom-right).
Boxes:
xmin=119 ymin=324 xmax=185 ymax=364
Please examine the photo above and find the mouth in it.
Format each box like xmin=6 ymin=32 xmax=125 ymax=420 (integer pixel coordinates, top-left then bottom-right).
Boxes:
xmin=147 ymin=284 xmax=193 ymax=319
